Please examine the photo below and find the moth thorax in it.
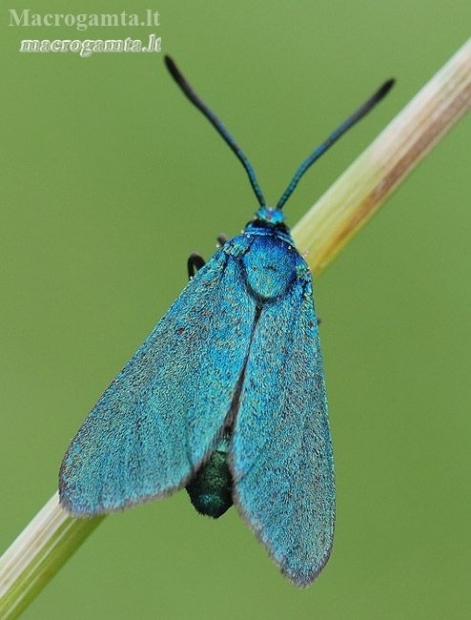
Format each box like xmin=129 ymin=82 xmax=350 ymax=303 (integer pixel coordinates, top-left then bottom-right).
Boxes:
xmin=242 ymin=235 xmax=297 ymax=301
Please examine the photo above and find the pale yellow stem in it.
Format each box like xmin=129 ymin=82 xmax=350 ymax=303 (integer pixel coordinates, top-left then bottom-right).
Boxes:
xmin=294 ymin=37 xmax=471 ymax=276
xmin=0 ymin=494 xmax=103 ymax=619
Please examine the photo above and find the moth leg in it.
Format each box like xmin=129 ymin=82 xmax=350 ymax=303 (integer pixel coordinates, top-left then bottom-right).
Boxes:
xmin=217 ymin=233 xmax=228 ymax=247
xmin=187 ymin=234 xmax=228 ymax=279
xmin=187 ymin=252 xmax=206 ymax=279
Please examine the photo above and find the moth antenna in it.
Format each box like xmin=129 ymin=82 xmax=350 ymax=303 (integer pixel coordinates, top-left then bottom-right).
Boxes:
xmin=165 ymin=55 xmax=267 ymax=208
xmin=276 ymin=79 xmax=395 ymax=210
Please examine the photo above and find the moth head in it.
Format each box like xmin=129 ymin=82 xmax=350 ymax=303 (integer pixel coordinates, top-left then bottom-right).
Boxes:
xmin=254 ymin=206 xmax=285 ymax=226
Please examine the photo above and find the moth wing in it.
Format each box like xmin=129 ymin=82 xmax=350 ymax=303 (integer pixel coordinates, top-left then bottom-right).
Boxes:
xmin=232 ymin=271 xmax=335 ymax=586
xmin=60 ymin=250 xmax=256 ymax=516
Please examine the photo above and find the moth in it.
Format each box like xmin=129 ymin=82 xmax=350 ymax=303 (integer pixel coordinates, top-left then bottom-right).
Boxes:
xmin=60 ymin=56 xmax=393 ymax=586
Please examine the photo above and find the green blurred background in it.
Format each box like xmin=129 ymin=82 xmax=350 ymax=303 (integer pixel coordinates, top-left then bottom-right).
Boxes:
xmin=1 ymin=1 xmax=470 ymax=618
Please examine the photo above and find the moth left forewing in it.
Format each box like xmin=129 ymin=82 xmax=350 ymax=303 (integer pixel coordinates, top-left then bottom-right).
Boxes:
xmin=231 ymin=264 xmax=335 ymax=586
xmin=59 ymin=250 xmax=256 ymax=516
